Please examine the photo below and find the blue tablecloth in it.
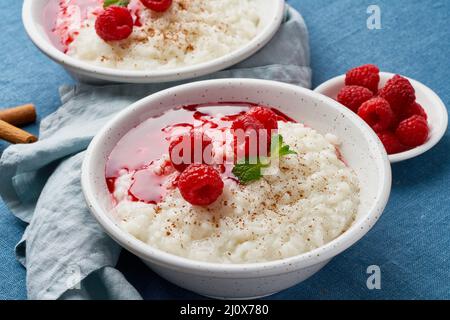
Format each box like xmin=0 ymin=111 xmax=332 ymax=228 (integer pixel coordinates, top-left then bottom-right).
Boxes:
xmin=1 ymin=0 xmax=449 ymax=300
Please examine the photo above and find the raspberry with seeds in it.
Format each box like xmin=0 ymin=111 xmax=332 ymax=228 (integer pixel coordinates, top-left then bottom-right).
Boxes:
xmin=395 ymin=115 xmax=429 ymax=148
xmin=178 ymin=164 xmax=224 ymax=206
xmin=337 ymin=85 xmax=374 ymax=113
xmin=379 ymin=75 xmax=416 ymax=114
xmin=357 ymin=97 xmax=395 ymax=132
xmin=232 ymin=114 xmax=269 ymax=160
xmin=377 ymin=131 xmax=407 ymax=155
xmin=231 ymin=113 xmax=265 ymax=132
xmin=95 ymin=6 xmax=133 ymax=41
xmin=399 ymin=101 xmax=428 ymax=121
xmin=247 ymin=106 xmax=278 ymax=131
xmin=140 ymin=0 xmax=173 ymax=12
xmin=345 ymin=64 xmax=380 ymax=94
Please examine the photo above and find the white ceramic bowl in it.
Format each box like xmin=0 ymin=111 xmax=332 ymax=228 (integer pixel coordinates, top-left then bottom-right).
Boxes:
xmin=81 ymin=78 xmax=392 ymax=299
xmin=22 ymin=0 xmax=285 ymax=84
xmin=315 ymin=72 xmax=448 ymax=163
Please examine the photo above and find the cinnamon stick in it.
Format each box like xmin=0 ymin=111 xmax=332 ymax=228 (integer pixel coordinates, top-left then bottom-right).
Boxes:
xmin=0 ymin=119 xmax=38 ymax=144
xmin=0 ymin=104 xmax=36 ymax=126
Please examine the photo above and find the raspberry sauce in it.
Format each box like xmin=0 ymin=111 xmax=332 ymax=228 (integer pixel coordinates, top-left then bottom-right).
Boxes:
xmin=44 ymin=0 xmax=144 ymax=52
xmin=105 ymin=103 xmax=295 ymax=204
xmin=128 ymin=168 xmax=167 ymax=204
xmin=44 ymin=0 xmax=103 ymax=52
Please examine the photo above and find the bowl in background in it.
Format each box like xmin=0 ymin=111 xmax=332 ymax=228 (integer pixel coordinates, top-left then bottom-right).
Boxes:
xmin=315 ymin=72 xmax=448 ymax=163
xmin=22 ymin=0 xmax=285 ymax=84
xmin=81 ymin=78 xmax=391 ymax=299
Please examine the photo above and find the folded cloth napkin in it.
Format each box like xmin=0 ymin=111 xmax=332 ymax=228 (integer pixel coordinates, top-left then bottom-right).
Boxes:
xmin=0 ymin=6 xmax=311 ymax=300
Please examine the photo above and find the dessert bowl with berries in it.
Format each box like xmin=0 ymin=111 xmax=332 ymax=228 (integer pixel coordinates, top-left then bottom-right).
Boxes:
xmin=22 ymin=0 xmax=285 ymax=83
xmin=315 ymin=64 xmax=448 ymax=163
xmin=81 ymin=78 xmax=391 ymax=298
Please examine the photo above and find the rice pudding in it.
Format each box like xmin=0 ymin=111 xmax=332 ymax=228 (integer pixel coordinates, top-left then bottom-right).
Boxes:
xmin=105 ymin=104 xmax=360 ymax=264
xmin=44 ymin=0 xmax=263 ymax=70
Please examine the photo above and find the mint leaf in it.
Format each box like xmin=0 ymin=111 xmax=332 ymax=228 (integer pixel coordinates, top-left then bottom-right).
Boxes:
xmin=279 ymin=144 xmax=297 ymax=157
xmin=232 ymin=134 xmax=297 ymax=184
xmin=104 ymin=0 xmax=130 ymax=8
xmin=271 ymin=134 xmax=297 ymax=157
xmin=232 ymin=158 xmax=270 ymax=184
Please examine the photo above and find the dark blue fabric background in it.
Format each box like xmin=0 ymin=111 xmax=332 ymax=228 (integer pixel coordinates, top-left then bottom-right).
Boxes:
xmin=1 ymin=0 xmax=449 ymax=299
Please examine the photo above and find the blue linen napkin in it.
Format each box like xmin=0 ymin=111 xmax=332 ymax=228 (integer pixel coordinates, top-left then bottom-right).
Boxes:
xmin=0 ymin=6 xmax=311 ymax=300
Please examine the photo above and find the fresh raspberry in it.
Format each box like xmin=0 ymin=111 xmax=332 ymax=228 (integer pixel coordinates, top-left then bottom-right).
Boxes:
xmin=247 ymin=106 xmax=278 ymax=131
xmin=357 ymin=97 xmax=395 ymax=132
xmin=95 ymin=6 xmax=133 ymax=41
xmin=231 ymin=114 xmax=269 ymax=160
xmin=231 ymin=113 xmax=265 ymax=132
xmin=178 ymin=164 xmax=224 ymax=206
xmin=169 ymin=131 xmax=212 ymax=172
xmin=379 ymin=75 xmax=416 ymax=114
xmin=337 ymin=85 xmax=374 ymax=113
xmin=399 ymin=101 xmax=427 ymax=121
xmin=395 ymin=115 xmax=429 ymax=148
xmin=377 ymin=131 xmax=407 ymax=155
xmin=140 ymin=0 xmax=173 ymax=12
xmin=345 ymin=64 xmax=380 ymax=94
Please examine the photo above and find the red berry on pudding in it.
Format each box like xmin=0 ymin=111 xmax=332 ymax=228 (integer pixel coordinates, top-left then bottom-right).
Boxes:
xmin=247 ymin=106 xmax=279 ymax=131
xmin=95 ymin=6 xmax=134 ymax=41
xmin=231 ymin=112 xmax=265 ymax=132
xmin=177 ymin=164 xmax=224 ymax=206
xmin=231 ymin=113 xmax=268 ymax=160
xmin=140 ymin=0 xmax=173 ymax=12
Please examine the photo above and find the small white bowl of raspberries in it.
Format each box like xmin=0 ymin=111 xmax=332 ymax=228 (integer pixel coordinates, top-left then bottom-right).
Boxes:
xmin=315 ymin=64 xmax=448 ymax=163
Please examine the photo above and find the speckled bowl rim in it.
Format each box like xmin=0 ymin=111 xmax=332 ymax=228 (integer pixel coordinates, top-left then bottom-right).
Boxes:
xmin=22 ymin=0 xmax=285 ymax=83
xmin=81 ymin=78 xmax=392 ymax=278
